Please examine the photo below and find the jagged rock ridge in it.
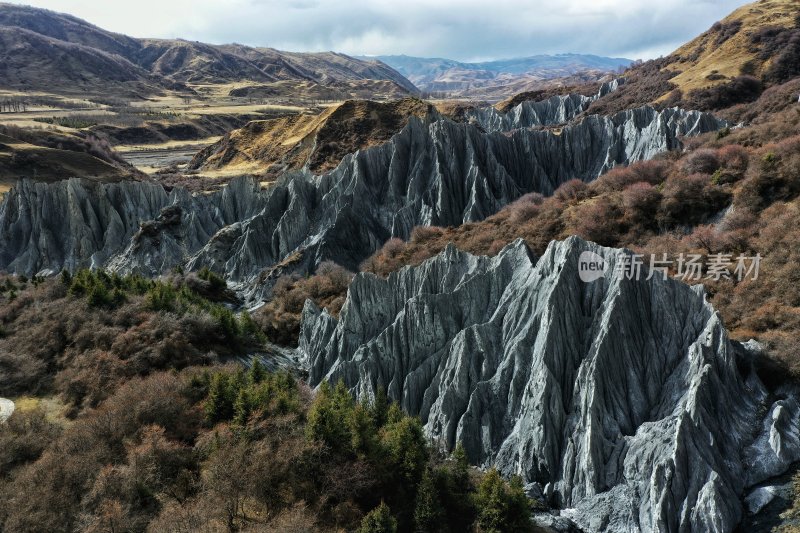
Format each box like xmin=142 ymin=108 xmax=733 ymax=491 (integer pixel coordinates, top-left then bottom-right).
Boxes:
xmin=0 ymin=105 xmax=723 ymax=285
xmin=298 ymin=237 xmax=800 ymax=533
xmin=464 ymin=78 xmax=624 ymax=132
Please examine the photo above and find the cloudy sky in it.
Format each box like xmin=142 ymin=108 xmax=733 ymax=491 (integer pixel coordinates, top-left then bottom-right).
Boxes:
xmin=6 ymin=0 xmax=746 ymax=61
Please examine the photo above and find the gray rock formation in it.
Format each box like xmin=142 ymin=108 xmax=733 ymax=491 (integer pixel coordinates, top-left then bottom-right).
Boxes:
xmin=0 ymin=104 xmax=724 ymax=287
xmin=298 ymin=237 xmax=800 ymax=533
xmin=465 ymin=78 xmax=624 ymax=132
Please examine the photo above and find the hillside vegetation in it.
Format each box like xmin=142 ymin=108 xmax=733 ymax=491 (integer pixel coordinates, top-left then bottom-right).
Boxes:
xmin=0 ymin=271 xmax=538 ymax=532
xmin=586 ymin=0 xmax=800 ymax=116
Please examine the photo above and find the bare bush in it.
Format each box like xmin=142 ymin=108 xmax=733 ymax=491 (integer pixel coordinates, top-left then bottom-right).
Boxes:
xmin=683 ymin=148 xmax=721 ymax=175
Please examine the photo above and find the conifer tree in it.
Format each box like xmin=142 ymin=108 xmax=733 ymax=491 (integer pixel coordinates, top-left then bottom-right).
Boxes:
xmin=359 ymin=501 xmax=397 ymax=533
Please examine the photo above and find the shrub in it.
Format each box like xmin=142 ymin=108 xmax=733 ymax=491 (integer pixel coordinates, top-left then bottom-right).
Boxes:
xmin=0 ymin=409 xmax=61 ymax=479
xmin=506 ymin=193 xmax=544 ymax=223
xmin=685 ymin=76 xmax=763 ymax=110
xmin=553 ymin=179 xmax=588 ymax=203
xmin=571 ymin=200 xmax=626 ymax=246
xmin=381 ymin=238 xmax=406 ymax=259
xmin=683 ymin=148 xmax=721 ymax=175
xmin=711 ymin=20 xmax=742 ymax=46
xmin=718 ymin=144 xmax=750 ymax=173
xmin=658 ymin=173 xmax=732 ymax=228
xmin=409 ymin=226 xmax=444 ymax=243
xmin=623 ymin=182 xmax=662 ymax=221
xmin=592 ymin=160 xmax=669 ymax=193
xmin=764 ymin=30 xmax=800 ymax=83
xmin=255 ymin=264 xmax=354 ymax=346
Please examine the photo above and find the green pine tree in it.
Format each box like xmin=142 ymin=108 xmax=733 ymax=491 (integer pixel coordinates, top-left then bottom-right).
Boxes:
xmin=474 ymin=469 xmax=533 ymax=533
xmin=371 ymin=386 xmax=390 ymax=428
xmin=232 ymin=387 xmax=251 ymax=429
xmin=381 ymin=416 xmax=429 ymax=486
xmin=205 ymin=373 xmax=236 ymax=423
xmin=349 ymin=402 xmax=377 ymax=457
xmin=414 ymin=469 xmax=446 ymax=533
xmin=248 ymin=358 xmax=267 ymax=385
xmin=359 ymin=501 xmax=397 ymax=533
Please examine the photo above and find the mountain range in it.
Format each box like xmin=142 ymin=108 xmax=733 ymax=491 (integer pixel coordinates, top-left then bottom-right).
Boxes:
xmin=0 ymin=3 xmax=417 ymax=97
xmin=0 ymin=3 xmax=636 ymax=101
xmin=372 ymin=53 xmax=632 ymax=90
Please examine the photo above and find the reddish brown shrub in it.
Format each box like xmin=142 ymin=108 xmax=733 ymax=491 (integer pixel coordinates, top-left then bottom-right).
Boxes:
xmin=658 ymin=173 xmax=732 ymax=227
xmin=256 ymin=263 xmax=354 ymax=346
xmin=683 ymin=148 xmax=721 ymax=175
xmin=506 ymin=193 xmax=545 ymax=223
xmin=717 ymin=144 xmax=750 ymax=173
xmin=623 ymin=182 xmax=662 ymax=212
xmin=570 ymin=200 xmax=625 ymax=246
xmin=592 ymin=160 xmax=669 ymax=194
xmin=409 ymin=226 xmax=445 ymax=243
xmin=553 ymin=179 xmax=588 ymax=203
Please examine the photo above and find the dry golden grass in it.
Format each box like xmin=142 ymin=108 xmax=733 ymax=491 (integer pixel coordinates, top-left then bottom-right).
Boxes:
xmin=193 ymin=98 xmax=433 ymax=175
xmin=665 ymin=0 xmax=796 ymax=95
xmin=114 ymin=136 xmax=222 ymax=153
xmin=193 ymin=165 xmax=266 ymax=179
xmin=13 ymin=396 xmax=70 ymax=425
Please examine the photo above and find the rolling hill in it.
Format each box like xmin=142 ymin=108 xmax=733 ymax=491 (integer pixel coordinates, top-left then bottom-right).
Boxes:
xmin=585 ymin=0 xmax=800 ymax=116
xmin=0 ymin=131 xmax=137 ymax=189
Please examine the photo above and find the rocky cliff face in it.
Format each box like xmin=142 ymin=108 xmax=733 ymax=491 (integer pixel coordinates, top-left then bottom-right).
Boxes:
xmin=0 ymin=104 xmax=724 ymax=287
xmin=298 ymin=237 xmax=800 ymax=533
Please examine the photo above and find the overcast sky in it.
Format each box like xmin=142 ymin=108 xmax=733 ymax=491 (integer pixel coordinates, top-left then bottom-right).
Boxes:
xmin=5 ymin=0 xmax=746 ymax=61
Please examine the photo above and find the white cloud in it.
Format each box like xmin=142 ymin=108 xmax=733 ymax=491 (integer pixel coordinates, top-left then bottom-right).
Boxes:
xmin=3 ymin=0 xmax=746 ymax=60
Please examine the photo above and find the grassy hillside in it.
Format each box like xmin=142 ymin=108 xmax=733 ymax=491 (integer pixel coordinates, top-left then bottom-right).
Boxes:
xmin=667 ymin=0 xmax=798 ymax=94
xmin=0 ymin=130 xmax=137 ymax=190
xmin=586 ymin=0 xmax=800 ymax=116
xmin=190 ymin=98 xmax=435 ymax=177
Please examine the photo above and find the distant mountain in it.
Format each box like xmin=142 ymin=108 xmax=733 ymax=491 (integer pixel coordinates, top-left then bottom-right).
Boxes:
xmin=368 ymin=53 xmax=632 ymax=96
xmin=0 ymin=3 xmax=417 ymax=97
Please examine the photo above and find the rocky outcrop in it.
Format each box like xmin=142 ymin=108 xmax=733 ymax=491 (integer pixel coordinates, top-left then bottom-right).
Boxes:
xmin=298 ymin=237 xmax=800 ymax=533
xmin=465 ymin=78 xmax=624 ymax=131
xmin=0 ymin=105 xmax=724 ymax=286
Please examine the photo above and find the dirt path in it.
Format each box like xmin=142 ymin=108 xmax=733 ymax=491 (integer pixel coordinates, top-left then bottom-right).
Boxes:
xmin=0 ymin=398 xmax=15 ymax=423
